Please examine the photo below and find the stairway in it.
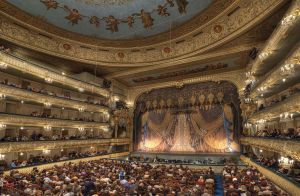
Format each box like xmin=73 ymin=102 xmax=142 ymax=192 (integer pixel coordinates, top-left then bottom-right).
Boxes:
xmin=214 ymin=175 xmax=224 ymax=196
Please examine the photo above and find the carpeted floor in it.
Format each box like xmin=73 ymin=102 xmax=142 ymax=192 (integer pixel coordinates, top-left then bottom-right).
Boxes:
xmin=214 ymin=175 xmax=224 ymax=196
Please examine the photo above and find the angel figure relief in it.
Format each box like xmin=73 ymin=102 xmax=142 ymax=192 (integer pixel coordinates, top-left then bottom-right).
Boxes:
xmin=63 ymin=5 xmax=82 ymax=25
xmin=105 ymin=15 xmax=120 ymax=33
xmin=140 ymin=9 xmax=154 ymax=29
xmin=40 ymin=0 xmax=59 ymax=10
xmin=125 ymin=16 xmax=135 ymax=28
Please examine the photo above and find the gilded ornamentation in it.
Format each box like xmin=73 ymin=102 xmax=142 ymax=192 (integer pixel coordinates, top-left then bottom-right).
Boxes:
xmin=0 ymin=84 xmax=108 ymax=113
xmin=0 ymin=0 xmax=283 ymax=65
xmin=248 ymin=92 xmax=300 ymax=122
xmin=240 ymin=137 xmax=300 ymax=162
xmin=0 ymin=138 xmax=130 ymax=154
xmin=0 ymin=113 xmax=109 ymax=129
xmin=3 ymin=152 xmax=130 ymax=175
xmin=240 ymin=155 xmax=300 ymax=195
xmin=0 ymin=52 xmax=110 ymax=97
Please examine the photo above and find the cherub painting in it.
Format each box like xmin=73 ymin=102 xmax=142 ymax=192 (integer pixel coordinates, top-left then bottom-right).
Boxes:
xmin=63 ymin=5 xmax=82 ymax=25
xmin=166 ymin=0 xmax=175 ymax=7
xmin=89 ymin=16 xmax=100 ymax=27
xmin=105 ymin=15 xmax=119 ymax=32
xmin=126 ymin=16 xmax=135 ymax=28
xmin=157 ymin=5 xmax=170 ymax=16
xmin=40 ymin=0 xmax=59 ymax=10
xmin=175 ymin=0 xmax=188 ymax=14
xmin=140 ymin=9 xmax=154 ymax=29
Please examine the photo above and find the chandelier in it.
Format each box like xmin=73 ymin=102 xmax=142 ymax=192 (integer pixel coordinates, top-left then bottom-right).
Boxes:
xmin=78 ymin=127 xmax=85 ymax=132
xmin=279 ymin=112 xmax=294 ymax=122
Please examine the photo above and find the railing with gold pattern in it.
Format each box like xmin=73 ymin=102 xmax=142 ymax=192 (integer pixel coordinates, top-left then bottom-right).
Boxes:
xmin=3 ymin=151 xmax=130 ymax=175
xmin=0 ymin=51 xmax=110 ymax=97
xmin=248 ymin=92 xmax=300 ymax=122
xmin=0 ymin=113 xmax=109 ymax=129
xmin=240 ymin=137 xmax=300 ymax=162
xmin=250 ymin=0 xmax=300 ymax=77
xmin=0 ymin=83 xmax=108 ymax=112
xmin=240 ymin=155 xmax=300 ymax=195
xmin=0 ymin=138 xmax=131 ymax=153
xmin=250 ymin=44 xmax=300 ymax=98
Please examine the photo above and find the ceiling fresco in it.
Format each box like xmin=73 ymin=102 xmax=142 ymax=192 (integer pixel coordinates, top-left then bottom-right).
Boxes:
xmin=7 ymin=0 xmax=212 ymax=39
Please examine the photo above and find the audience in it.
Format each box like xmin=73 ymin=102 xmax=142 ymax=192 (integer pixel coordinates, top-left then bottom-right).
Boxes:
xmin=245 ymin=127 xmax=300 ymax=139
xmin=1 ymin=159 xmax=215 ymax=195
xmin=223 ymin=165 xmax=288 ymax=196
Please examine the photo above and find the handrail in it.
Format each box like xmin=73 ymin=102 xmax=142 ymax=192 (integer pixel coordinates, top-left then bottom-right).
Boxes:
xmin=240 ymin=155 xmax=300 ymax=195
xmin=0 ymin=51 xmax=110 ymax=97
xmin=0 ymin=83 xmax=109 ymax=112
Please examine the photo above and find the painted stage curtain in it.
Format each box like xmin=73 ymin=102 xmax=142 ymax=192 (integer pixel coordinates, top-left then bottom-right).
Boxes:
xmin=137 ymin=104 xmax=240 ymax=153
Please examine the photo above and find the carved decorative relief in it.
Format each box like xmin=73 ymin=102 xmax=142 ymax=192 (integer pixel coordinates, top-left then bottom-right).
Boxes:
xmin=240 ymin=137 xmax=300 ymax=162
xmin=248 ymin=92 xmax=300 ymax=122
xmin=0 ymin=0 xmax=285 ymax=66
xmin=0 ymin=113 xmax=109 ymax=129
xmin=240 ymin=155 xmax=300 ymax=195
xmin=0 ymin=138 xmax=131 ymax=153
xmin=0 ymin=84 xmax=108 ymax=112
xmin=0 ymin=52 xmax=110 ymax=97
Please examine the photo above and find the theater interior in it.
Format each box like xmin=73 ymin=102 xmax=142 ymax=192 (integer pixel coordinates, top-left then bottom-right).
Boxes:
xmin=0 ymin=0 xmax=299 ymax=195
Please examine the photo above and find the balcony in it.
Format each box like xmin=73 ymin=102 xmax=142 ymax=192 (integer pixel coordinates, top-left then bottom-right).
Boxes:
xmin=248 ymin=92 xmax=300 ymax=122
xmin=240 ymin=137 xmax=300 ymax=161
xmin=240 ymin=155 xmax=300 ymax=195
xmin=0 ymin=113 xmax=108 ymax=129
xmin=0 ymin=138 xmax=131 ymax=153
xmin=0 ymin=51 xmax=110 ymax=97
xmin=0 ymin=83 xmax=108 ymax=112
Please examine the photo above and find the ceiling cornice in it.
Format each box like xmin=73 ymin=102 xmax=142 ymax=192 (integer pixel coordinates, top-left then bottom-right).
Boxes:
xmin=0 ymin=0 xmax=286 ymax=66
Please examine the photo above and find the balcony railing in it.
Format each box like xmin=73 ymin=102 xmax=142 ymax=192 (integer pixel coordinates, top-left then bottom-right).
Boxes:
xmin=240 ymin=136 xmax=300 ymax=161
xmin=0 ymin=138 xmax=131 ymax=153
xmin=248 ymin=92 xmax=300 ymax=122
xmin=0 ymin=83 xmax=108 ymax=112
xmin=0 ymin=51 xmax=110 ymax=97
xmin=0 ymin=113 xmax=108 ymax=129
xmin=240 ymin=155 xmax=300 ymax=195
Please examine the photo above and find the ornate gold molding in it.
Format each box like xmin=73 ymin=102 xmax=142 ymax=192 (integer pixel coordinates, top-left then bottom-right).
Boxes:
xmin=240 ymin=137 xmax=300 ymax=162
xmin=0 ymin=113 xmax=109 ymax=129
xmin=0 ymin=52 xmax=110 ymax=97
xmin=250 ymin=0 xmax=300 ymax=76
xmin=251 ymin=44 xmax=300 ymax=98
xmin=0 ymin=138 xmax=131 ymax=153
xmin=248 ymin=92 xmax=300 ymax=122
xmin=0 ymin=0 xmax=285 ymax=66
xmin=3 ymin=152 xmax=130 ymax=175
xmin=128 ymin=69 xmax=246 ymax=104
xmin=0 ymin=84 xmax=108 ymax=112
xmin=240 ymin=155 xmax=300 ymax=195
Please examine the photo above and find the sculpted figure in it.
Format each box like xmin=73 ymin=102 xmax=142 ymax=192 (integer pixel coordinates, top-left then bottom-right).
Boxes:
xmin=89 ymin=16 xmax=100 ymax=27
xmin=175 ymin=0 xmax=188 ymax=14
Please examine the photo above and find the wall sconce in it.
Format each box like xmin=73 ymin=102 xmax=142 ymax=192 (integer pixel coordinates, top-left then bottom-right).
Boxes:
xmin=45 ymin=77 xmax=53 ymax=83
xmin=0 ymin=124 xmax=6 ymax=130
xmin=44 ymin=125 xmax=52 ymax=131
xmin=0 ymin=154 xmax=5 ymax=160
xmin=78 ymin=88 xmax=84 ymax=92
xmin=0 ymin=94 xmax=6 ymax=100
xmin=78 ymin=127 xmax=85 ymax=132
xmin=0 ymin=62 xmax=8 ymax=69
xmin=42 ymin=149 xmax=51 ymax=154
xmin=257 ymin=119 xmax=266 ymax=124
xmin=78 ymin=107 xmax=85 ymax=112
xmin=44 ymin=102 xmax=52 ymax=108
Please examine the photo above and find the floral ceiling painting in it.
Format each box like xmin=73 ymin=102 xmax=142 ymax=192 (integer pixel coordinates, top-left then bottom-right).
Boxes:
xmin=7 ymin=0 xmax=212 ymax=39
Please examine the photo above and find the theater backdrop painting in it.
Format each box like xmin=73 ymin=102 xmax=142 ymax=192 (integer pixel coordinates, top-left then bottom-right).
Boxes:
xmin=134 ymin=81 xmax=241 ymax=153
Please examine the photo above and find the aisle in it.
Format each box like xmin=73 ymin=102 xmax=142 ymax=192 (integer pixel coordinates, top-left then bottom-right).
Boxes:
xmin=214 ymin=175 xmax=224 ymax=196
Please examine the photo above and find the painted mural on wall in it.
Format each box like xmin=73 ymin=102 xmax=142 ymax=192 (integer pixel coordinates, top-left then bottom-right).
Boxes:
xmin=40 ymin=0 xmax=189 ymax=32
xmin=134 ymin=81 xmax=241 ymax=153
